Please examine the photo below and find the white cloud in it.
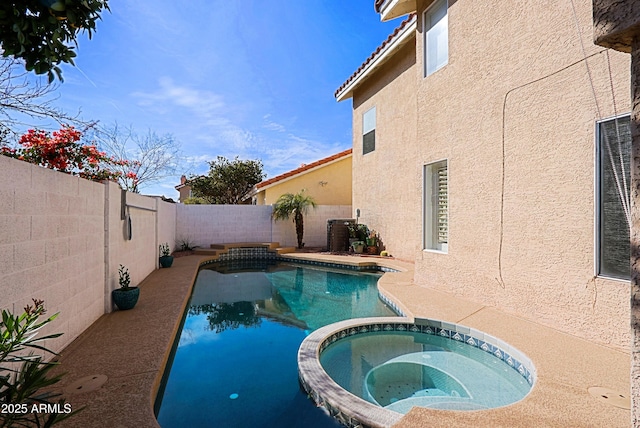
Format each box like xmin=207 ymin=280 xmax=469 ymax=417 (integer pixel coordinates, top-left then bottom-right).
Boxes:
xmin=262 ymin=114 xmax=286 ymax=132
xmin=132 ymin=77 xmax=225 ymax=118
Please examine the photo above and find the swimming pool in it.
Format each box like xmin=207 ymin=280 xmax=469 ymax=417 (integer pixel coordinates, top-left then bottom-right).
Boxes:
xmin=155 ymin=260 xmax=397 ymax=428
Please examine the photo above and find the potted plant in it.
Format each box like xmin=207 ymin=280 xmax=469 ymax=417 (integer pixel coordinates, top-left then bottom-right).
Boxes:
xmin=347 ymin=223 xmax=359 ymax=248
xmin=112 ymin=264 xmax=140 ymax=310
xmin=159 ymin=243 xmax=174 ymax=268
xmin=366 ymin=229 xmax=379 ymax=255
xmin=351 ymin=241 xmax=365 ymax=254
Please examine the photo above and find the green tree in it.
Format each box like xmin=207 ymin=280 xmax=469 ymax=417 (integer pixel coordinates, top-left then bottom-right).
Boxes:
xmin=0 ymin=0 xmax=110 ymax=82
xmin=272 ymin=190 xmax=317 ymax=249
xmin=189 ymin=156 xmax=265 ymax=204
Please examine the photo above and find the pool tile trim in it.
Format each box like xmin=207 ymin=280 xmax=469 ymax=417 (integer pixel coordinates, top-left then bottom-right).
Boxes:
xmin=199 ymin=249 xmax=401 ymax=275
xmin=299 ymin=317 xmax=537 ymax=428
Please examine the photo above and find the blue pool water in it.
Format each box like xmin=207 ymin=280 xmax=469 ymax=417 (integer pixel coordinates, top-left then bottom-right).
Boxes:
xmin=320 ymin=331 xmax=531 ymax=413
xmin=156 ymin=261 xmax=396 ymax=428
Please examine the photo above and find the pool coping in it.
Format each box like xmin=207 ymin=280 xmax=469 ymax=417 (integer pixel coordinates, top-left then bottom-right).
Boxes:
xmin=49 ymin=253 xmax=630 ymax=428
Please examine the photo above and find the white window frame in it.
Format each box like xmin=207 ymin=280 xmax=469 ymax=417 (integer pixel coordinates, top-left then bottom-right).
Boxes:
xmin=362 ymin=106 xmax=376 ymax=155
xmin=595 ymin=114 xmax=631 ymax=281
xmin=423 ymin=0 xmax=448 ymax=77
xmin=423 ymin=159 xmax=448 ymax=253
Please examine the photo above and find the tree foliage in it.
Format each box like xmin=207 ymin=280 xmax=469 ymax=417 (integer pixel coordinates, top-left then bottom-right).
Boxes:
xmin=91 ymin=123 xmax=182 ymax=193
xmin=272 ymin=190 xmax=317 ymax=249
xmin=0 ymin=57 xmax=91 ymax=140
xmin=189 ymin=156 xmax=265 ymax=204
xmin=0 ymin=299 xmax=78 ymax=427
xmin=0 ymin=0 xmax=110 ymax=82
xmin=1 ymin=125 xmax=136 ymax=184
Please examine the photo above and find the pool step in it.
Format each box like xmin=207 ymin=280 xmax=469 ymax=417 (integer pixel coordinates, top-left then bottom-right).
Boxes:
xmin=275 ymin=246 xmax=296 ymax=254
xmin=195 ymin=242 xmax=286 ymax=259
xmin=193 ymin=248 xmax=219 ymax=256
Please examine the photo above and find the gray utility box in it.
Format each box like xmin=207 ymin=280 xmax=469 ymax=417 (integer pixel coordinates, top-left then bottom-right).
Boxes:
xmin=327 ymin=219 xmax=355 ymax=252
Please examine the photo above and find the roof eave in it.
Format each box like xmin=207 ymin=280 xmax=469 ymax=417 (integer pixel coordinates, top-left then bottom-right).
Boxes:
xmin=378 ymin=0 xmax=417 ymax=21
xmin=256 ymin=152 xmax=352 ymax=191
xmin=335 ymin=18 xmax=417 ymax=102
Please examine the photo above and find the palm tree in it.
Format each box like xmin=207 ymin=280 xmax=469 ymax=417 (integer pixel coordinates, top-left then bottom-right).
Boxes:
xmin=272 ymin=190 xmax=317 ymax=249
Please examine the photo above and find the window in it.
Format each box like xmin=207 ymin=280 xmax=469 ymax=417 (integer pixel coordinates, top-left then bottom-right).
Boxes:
xmin=424 ymin=0 xmax=448 ymax=77
xmin=363 ymin=107 xmax=376 ymax=155
xmin=424 ymin=160 xmax=448 ymax=252
xmin=597 ymin=115 xmax=631 ymax=279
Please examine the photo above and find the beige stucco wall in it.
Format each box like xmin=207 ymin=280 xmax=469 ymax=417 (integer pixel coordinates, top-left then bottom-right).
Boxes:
xmin=176 ymin=184 xmax=191 ymax=203
xmin=352 ymin=40 xmax=418 ymax=258
xmin=0 ymin=155 xmax=105 ymax=354
xmin=260 ymin=156 xmax=352 ymax=206
xmin=351 ymin=0 xmax=631 ymax=349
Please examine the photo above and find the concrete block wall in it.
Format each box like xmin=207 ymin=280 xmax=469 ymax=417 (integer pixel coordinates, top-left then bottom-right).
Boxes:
xmin=158 ymin=199 xmax=177 ymax=255
xmin=0 ymin=157 xmax=179 ymax=354
xmin=0 ymin=154 xmax=347 ymax=359
xmin=104 ymin=183 xmax=175 ymax=312
xmin=0 ymin=155 xmax=105 ymax=354
xmin=272 ymin=205 xmax=352 ymax=248
xmin=176 ymin=204 xmax=273 ymax=248
xmin=176 ymin=204 xmax=352 ymax=249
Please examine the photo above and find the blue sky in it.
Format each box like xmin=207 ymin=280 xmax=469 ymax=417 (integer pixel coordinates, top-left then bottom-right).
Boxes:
xmin=35 ymin=1 xmax=403 ymax=199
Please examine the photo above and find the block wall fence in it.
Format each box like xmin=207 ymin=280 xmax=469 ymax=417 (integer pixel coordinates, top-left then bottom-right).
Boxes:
xmin=0 ymin=155 xmax=351 ymax=355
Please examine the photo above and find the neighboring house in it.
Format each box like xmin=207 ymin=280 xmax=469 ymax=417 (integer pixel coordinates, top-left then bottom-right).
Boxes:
xmin=174 ymin=175 xmax=192 ymax=203
xmin=337 ymin=0 xmax=631 ymax=350
xmin=251 ymin=149 xmax=352 ymax=206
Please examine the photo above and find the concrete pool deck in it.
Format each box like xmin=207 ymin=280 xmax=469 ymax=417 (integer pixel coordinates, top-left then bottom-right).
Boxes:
xmin=51 ymin=253 xmax=630 ymax=428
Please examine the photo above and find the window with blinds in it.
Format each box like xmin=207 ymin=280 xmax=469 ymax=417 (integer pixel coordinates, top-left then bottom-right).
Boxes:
xmin=437 ymin=166 xmax=448 ymax=244
xmin=424 ymin=160 xmax=448 ymax=252
xmin=598 ymin=115 xmax=631 ymax=279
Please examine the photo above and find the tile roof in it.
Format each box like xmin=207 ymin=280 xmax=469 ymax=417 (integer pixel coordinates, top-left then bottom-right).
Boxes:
xmin=334 ymin=13 xmax=416 ymax=99
xmin=256 ymin=149 xmax=352 ymax=189
xmin=374 ymin=0 xmax=386 ymax=12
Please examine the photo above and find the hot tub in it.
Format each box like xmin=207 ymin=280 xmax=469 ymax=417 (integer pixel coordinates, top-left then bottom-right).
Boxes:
xmin=298 ymin=317 xmax=536 ymax=427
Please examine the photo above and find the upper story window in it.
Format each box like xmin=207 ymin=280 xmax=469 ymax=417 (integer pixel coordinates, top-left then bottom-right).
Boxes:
xmin=363 ymin=107 xmax=376 ymax=155
xmin=424 ymin=0 xmax=448 ymax=77
xmin=597 ymin=115 xmax=631 ymax=280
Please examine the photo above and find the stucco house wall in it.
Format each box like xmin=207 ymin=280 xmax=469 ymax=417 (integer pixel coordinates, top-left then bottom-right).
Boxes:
xmin=261 ymin=156 xmax=352 ymax=206
xmin=349 ymin=0 xmax=631 ymax=349
xmin=352 ymin=40 xmax=418 ymax=258
xmin=591 ymin=0 xmax=640 ymax=421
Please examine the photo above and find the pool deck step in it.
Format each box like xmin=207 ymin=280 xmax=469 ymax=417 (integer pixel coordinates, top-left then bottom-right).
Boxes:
xmin=275 ymin=246 xmax=296 ymax=254
xmin=194 ymin=242 xmax=283 ymax=258
xmin=209 ymin=242 xmax=280 ymax=250
xmin=193 ymin=248 xmax=218 ymax=255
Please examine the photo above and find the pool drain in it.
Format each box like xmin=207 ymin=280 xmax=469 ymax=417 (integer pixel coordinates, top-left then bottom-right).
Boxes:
xmin=588 ymin=386 xmax=630 ymax=409
xmin=63 ymin=374 xmax=108 ymax=395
